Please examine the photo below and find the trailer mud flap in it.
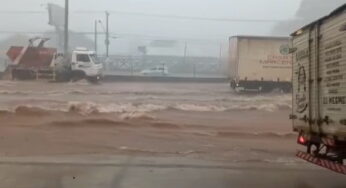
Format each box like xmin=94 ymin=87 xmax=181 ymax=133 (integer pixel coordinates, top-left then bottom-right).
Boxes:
xmin=296 ymin=151 xmax=346 ymax=175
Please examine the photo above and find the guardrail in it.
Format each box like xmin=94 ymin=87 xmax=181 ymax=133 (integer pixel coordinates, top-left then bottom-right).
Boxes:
xmin=102 ymin=75 xmax=228 ymax=83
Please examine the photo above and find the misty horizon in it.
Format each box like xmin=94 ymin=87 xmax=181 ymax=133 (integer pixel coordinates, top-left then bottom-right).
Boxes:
xmin=0 ymin=0 xmax=343 ymax=57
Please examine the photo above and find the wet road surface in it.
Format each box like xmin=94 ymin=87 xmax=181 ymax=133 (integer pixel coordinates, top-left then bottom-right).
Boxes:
xmin=0 ymin=155 xmax=345 ymax=188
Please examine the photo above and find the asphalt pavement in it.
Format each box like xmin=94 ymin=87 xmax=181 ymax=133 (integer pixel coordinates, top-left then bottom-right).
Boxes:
xmin=0 ymin=155 xmax=344 ymax=188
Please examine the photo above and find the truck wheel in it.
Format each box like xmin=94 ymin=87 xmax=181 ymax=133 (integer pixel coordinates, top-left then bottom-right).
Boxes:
xmin=258 ymin=86 xmax=263 ymax=92
xmin=12 ymin=69 xmax=35 ymax=80
xmin=11 ymin=69 xmax=17 ymax=80
xmin=71 ymin=71 xmax=86 ymax=82
xmin=86 ymin=76 xmax=101 ymax=84
xmin=55 ymin=71 xmax=72 ymax=82
xmin=282 ymin=87 xmax=292 ymax=93
xmin=230 ymin=80 xmax=236 ymax=89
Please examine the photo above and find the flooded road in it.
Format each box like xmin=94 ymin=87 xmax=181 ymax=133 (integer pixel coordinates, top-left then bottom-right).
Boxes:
xmin=0 ymin=80 xmax=344 ymax=187
xmin=0 ymin=80 xmax=292 ymax=114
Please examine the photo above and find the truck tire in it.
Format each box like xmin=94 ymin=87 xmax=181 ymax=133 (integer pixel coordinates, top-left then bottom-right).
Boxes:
xmin=12 ymin=69 xmax=35 ymax=80
xmin=55 ymin=71 xmax=72 ymax=82
xmin=86 ymin=76 xmax=101 ymax=84
xmin=71 ymin=70 xmax=86 ymax=82
xmin=230 ymin=80 xmax=236 ymax=89
xmin=281 ymin=84 xmax=292 ymax=93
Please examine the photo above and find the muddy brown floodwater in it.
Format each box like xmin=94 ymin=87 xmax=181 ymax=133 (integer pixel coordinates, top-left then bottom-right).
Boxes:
xmin=0 ymin=80 xmax=294 ymax=160
xmin=0 ymin=80 xmax=344 ymax=188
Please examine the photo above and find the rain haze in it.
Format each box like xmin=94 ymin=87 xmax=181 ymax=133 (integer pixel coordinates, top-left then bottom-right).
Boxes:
xmin=0 ymin=1 xmax=345 ymax=188
xmin=0 ymin=0 xmax=344 ymax=56
xmin=0 ymin=0 xmax=303 ymax=56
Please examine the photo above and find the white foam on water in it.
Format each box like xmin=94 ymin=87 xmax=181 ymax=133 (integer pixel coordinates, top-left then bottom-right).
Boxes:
xmin=263 ymin=157 xmax=303 ymax=165
xmin=173 ymin=103 xmax=228 ymax=112
xmin=68 ymin=101 xmax=101 ymax=115
xmin=0 ymin=90 xmax=29 ymax=95
xmin=66 ymin=80 xmax=91 ymax=86
xmin=0 ymin=100 xmax=292 ymax=116
xmin=120 ymin=112 xmax=156 ymax=120
xmin=67 ymin=101 xmax=167 ymax=115
xmin=0 ymin=88 xmax=292 ymax=115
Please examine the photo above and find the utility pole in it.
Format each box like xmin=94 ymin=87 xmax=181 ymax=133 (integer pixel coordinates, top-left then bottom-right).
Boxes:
xmin=105 ymin=11 xmax=110 ymax=57
xmin=183 ymin=42 xmax=187 ymax=64
xmin=64 ymin=0 xmax=69 ymax=56
xmin=94 ymin=20 xmax=98 ymax=55
xmin=219 ymin=44 xmax=222 ymax=72
xmin=219 ymin=44 xmax=222 ymax=60
xmin=193 ymin=62 xmax=196 ymax=78
xmin=183 ymin=42 xmax=195 ymax=77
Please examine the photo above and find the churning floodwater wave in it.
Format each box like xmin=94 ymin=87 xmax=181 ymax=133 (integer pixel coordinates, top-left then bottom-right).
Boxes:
xmin=0 ymin=81 xmax=292 ymax=115
xmin=0 ymin=97 xmax=292 ymax=116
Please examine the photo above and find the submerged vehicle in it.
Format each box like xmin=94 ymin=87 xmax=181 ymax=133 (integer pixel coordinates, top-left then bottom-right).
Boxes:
xmin=4 ymin=37 xmax=103 ymax=83
xmin=291 ymin=4 xmax=346 ymax=175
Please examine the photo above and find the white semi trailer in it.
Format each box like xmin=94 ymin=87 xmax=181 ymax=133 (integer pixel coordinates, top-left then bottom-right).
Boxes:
xmin=229 ymin=36 xmax=292 ymax=92
xmin=291 ymin=4 xmax=346 ymax=175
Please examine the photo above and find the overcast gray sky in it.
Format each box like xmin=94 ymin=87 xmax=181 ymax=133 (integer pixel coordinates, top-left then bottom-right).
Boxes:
xmin=0 ymin=0 xmax=302 ymax=37
xmin=0 ymin=0 xmax=303 ymax=56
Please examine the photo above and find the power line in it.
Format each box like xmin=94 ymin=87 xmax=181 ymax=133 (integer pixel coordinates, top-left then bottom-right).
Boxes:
xmin=77 ymin=10 xmax=286 ymax=23
xmin=0 ymin=31 xmax=50 ymax=34
xmin=0 ymin=30 xmax=225 ymax=43
xmin=0 ymin=10 xmax=287 ymax=23
xmin=0 ymin=10 xmax=43 ymax=14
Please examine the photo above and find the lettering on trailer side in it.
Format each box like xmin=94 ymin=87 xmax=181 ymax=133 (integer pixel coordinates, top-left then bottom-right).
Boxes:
xmin=328 ymin=89 xmax=338 ymax=94
xmin=325 ymin=47 xmax=342 ymax=57
xmin=326 ymin=82 xmax=340 ymax=87
xmin=324 ymin=40 xmax=342 ymax=50
xmin=323 ymin=96 xmax=346 ymax=105
xmin=322 ymin=39 xmax=345 ymax=114
xmin=324 ymin=75 xmax=343 ymax=82
xmin=296 ymin=48 xmax=309 ymax=61
xmin=323 ymin=40 xmax=343 ymax=90
xmin=324 ymin=43 xmax=342 ymax=63
xmin=326 ymin=69 xmax=340 ymax=75
xmin=326 ymin=62 xmax=340 ymax=69
xmin=259 ymin=55 xmax=292 ymax=66
xmin=327 ymin=107 xmax=342 ymax=111
xmin=325 ymin=54 xmax=342 ymax=62
xmin=259 ymin=44 xmax=292 ymax=68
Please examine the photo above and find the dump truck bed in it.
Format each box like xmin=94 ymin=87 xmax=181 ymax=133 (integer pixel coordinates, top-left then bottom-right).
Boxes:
xmin=7 ymin=46 xmax=56 ymax=69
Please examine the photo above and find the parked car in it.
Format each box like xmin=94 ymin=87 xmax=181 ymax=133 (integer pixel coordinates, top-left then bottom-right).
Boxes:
xmin=141 ymin=66 xmax=168 ymax=76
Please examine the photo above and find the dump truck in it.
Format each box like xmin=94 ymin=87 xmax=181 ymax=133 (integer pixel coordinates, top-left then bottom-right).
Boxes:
xmin=229 ymin=36 xmax=292 ymax=92
xmin=290 ymin=4 xmax=346 ymax=175
xmin=4 ymin=37 xmax=103 ymax=82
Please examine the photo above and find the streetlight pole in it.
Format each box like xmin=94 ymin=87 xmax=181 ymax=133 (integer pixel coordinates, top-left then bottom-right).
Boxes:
xmin=94 ymin=20 xmax=98 ymax=55
xmin=105 ymin=11 xmax=110 ymax=57
xmin=183 ymin=42 xmax=187 ymax=64
xmin=64 ymin=0 xmax=69 ymax=56
xmin=219 ymin=43 xmax=222 ymax=72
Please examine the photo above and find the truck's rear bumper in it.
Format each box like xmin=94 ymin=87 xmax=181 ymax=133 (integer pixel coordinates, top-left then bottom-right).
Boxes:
xmin=297 ymin=151 xmax=346 ymax=175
